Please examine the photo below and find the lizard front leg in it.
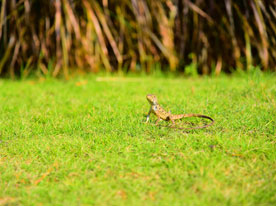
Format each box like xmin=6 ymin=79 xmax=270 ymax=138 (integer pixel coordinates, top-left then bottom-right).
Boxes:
xmin=155 ymin=117 xmax=161 ymax=125
xmin=145 ymin=107 xmax=152 ymax=123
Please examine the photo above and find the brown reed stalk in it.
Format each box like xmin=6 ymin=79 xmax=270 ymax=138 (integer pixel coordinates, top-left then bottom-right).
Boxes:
xmin=0 ymin=0 xmax=275 ymax=77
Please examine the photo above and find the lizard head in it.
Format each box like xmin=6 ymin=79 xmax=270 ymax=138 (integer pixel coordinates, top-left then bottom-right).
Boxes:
xmin=146 ymin=94 xmax=158 ymax=105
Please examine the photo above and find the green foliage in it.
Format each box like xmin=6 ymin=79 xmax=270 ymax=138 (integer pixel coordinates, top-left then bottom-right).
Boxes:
xmin=0 ymin=0 xmax=276 ymax=77
xmin=0 ymin=74 xmax=275 ymax=205
xmin=184 ymin=53 xmax=198 ymax=77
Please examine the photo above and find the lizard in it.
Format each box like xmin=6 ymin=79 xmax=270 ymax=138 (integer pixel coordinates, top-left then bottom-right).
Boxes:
xmin=145 ymin=94 xmax=214 ymax=129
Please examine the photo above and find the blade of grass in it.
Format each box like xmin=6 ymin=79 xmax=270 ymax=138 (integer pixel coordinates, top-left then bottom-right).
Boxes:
xmin=93 ymin=2 xmax=123 ymax=68
xmin=251 ymin=0 xmax=269 ymax=70
xmin=53 ymin=0 xmax=62 ymax=76
xmin=83 ymin=0 xmax=111 ymax=72
xmin=0 ymin=35 xmax=15 ymax=74
xmin=0 ymin=0 xmax=6 ymax=40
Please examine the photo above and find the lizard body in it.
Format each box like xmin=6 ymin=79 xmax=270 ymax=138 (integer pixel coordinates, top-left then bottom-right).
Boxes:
xmin=145 ymin=94 xmax=214 ymax=129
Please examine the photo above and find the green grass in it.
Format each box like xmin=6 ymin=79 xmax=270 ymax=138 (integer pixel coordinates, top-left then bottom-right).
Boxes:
xmin=0 ymin=73 xmax=275 ymax=206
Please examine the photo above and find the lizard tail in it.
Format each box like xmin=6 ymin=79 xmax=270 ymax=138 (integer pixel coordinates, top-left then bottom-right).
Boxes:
xmin=169 ymin=113 xmax=215 ymax=130
xmin=171 ymin=113 xmax=211 ymax=119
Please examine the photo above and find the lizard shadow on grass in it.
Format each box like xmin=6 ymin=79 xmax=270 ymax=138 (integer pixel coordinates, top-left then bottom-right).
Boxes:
xmin=157 ymin=119 xmax=213 ymax=132
xmin=142 ymin=114 xmax=215 ymax=134
xmin=146 ymin=123 xmax=213 ymax=135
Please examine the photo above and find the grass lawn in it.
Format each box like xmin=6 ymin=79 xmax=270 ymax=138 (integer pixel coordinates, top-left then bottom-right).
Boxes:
xmin=0 ymin=73 xmax=275 ymax=205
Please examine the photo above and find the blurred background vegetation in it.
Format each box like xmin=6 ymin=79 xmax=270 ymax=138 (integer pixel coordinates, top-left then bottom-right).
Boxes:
xmin=0 ymin=0 xmax=275 ymax=78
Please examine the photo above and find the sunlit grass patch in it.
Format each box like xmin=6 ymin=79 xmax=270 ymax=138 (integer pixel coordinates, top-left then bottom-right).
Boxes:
xmin=0 ymin=74 xmax=275 ymax=205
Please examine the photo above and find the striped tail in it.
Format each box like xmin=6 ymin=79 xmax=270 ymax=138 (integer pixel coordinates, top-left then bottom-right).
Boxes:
xmin=169 ymin=113 xmax=215 ymax=130
xmin=171 ymin=113 xmax=208 ymax=120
